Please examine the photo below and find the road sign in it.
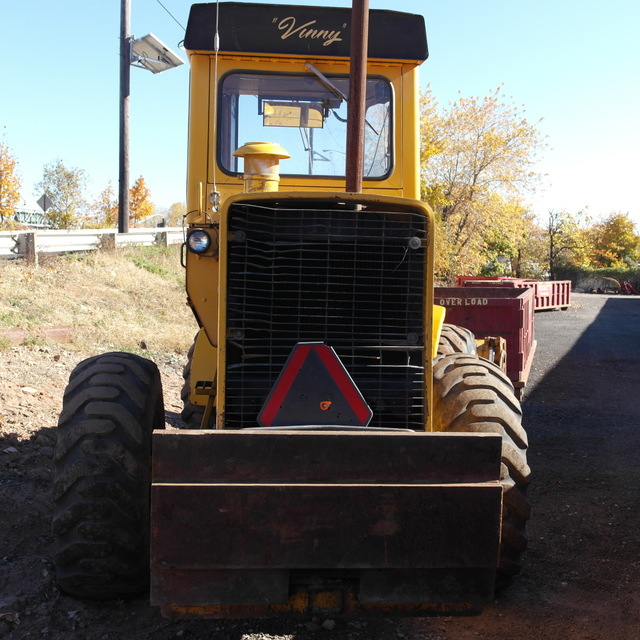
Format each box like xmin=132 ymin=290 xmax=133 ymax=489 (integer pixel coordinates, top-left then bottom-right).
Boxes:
xmin=258 ymin=342 xmax=373 ymax=428
xmin=37 ymin=194 xmax=53 ymax=212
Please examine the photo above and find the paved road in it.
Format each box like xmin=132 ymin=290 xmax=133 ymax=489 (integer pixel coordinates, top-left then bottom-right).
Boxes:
xmin=403 ymin=292 xmax=640 ymax=639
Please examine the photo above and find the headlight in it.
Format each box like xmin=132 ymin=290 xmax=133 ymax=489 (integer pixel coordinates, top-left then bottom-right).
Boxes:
xmin=186 ymin=228 xmax=212 ymax=254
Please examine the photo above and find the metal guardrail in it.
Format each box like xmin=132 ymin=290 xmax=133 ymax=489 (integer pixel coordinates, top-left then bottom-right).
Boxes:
xmin=0 ymin=228 xmax=185 ymax=261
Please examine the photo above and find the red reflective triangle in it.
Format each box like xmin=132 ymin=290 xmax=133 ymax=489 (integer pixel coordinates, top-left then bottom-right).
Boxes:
xmin=258 ymin=342 xmax=372 ymax=427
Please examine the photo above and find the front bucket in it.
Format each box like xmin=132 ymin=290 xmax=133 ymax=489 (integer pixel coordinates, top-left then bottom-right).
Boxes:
xmin=151 ymin=429 xmax=503 ymax=617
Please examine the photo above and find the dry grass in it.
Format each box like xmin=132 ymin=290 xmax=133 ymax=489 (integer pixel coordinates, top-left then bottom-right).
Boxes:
xmin=0 ymin=245 xmax=197 ymax=355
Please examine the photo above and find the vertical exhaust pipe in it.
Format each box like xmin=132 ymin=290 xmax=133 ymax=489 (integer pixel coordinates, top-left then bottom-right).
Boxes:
xmin=345 ymin=0 xmax=370 ymax=194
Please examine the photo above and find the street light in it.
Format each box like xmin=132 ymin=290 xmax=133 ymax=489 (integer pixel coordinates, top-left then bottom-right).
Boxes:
xmin=119 ymin=0 xmax=184 ymax=233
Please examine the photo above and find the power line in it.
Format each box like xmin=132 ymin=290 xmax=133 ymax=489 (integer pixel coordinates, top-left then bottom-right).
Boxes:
xmin=155 ymin=0 xmax=185 ymax=31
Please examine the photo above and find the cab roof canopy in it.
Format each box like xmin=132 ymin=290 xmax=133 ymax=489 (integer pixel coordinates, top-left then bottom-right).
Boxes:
xmin=185 ymin=2 xmax=428 ymax=63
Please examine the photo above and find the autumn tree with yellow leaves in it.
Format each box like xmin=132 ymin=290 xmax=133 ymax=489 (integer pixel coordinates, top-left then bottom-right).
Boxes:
xmin=544 ymin=210 xmax=640 ymax=274
xmin=166 ymin=202 xmax=187 ymax=226
xmin=420 ymin=86 xmax=546 ymax=280
xmin=0 ymin=142 xmax=22 ymax=227
xmin=91 ymin=178 xmax=157 ymax=228
xmin=588 ymin=213 xmax=640 ymax=268
xmin=92 ymin=182 xmax=119 ymax=227
xmin=128 ymin=176 xmax=154 ymax=226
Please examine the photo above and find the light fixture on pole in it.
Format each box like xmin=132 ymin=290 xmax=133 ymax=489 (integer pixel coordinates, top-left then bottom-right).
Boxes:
xmin=131 ymin=34 xmax=184 ymax=74
xmin=119 ymin=0 xmax=184 ymax=233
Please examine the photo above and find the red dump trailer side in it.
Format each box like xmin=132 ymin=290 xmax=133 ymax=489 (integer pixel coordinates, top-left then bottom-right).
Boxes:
xmin=435 ymin=286 xmax=536 ymax=396
xmin=455 ymin=277 xmax=571 ymax=311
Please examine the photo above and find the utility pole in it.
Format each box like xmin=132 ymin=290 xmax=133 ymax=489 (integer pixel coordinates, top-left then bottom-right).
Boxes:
xmin=345 ymin=0 xmax=369 ymax=194
xmin=119 ymin=0 xmax=131 ymax=233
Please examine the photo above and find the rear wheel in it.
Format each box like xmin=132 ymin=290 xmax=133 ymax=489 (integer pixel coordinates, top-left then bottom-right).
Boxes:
xmin=437 ymin=323 xmax=477 ymax=356
xmin=432 ymin=353 xmax=531 ymax=588
xmin=52 ymin=352 xmax=164 ymax=599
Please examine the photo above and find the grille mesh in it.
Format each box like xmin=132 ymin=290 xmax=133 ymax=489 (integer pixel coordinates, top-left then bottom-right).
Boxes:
xmin=224 ymin=201 xmax=427 ymax=429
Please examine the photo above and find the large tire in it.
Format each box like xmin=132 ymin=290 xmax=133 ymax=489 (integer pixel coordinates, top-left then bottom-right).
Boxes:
xmin=432 ymin=353 xmax=531 ymax=589
xmin=52 ymin=352 xmax=164 ymax=599
xmin=437 ymin=323 xmax=477 ymax=356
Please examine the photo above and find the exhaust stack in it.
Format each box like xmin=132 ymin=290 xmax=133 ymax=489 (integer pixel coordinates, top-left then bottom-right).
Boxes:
xmin=345 ymin=0 xmax=370 ymax=193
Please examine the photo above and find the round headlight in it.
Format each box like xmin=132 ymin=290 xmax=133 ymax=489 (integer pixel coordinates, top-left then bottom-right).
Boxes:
xmin=187 ymin=228 xmax=212 ymax=254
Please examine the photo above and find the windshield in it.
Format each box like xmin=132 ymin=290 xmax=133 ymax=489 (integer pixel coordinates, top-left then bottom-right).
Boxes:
xmin=218 ymin=72 xmax=392 ymax=179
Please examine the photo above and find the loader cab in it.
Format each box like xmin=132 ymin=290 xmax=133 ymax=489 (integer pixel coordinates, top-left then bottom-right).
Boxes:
xmin=183 ymin=2 xmax=428 ymax=217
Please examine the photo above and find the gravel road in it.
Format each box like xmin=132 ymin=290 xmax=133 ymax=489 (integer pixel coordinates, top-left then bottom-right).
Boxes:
xmin=1 ymin=292 xmax=639 ymax=639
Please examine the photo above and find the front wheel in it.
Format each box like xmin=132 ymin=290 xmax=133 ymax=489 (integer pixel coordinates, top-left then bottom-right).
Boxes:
xmin=52 ymin=352 xmax=164 ymax=599
xmin=437 ymin=323 xmax=477 ymax=356
xmin=432 ymin=353 xmax=531 ymax=588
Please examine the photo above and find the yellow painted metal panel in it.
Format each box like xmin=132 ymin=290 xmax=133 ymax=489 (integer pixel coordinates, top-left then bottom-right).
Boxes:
xmin=184 ymin=52 xmax=422 ymax=221
xmin=187 ymin=328 xmax=218 ymax=408
xmin=184 ymin=38 xmax=432 ymax=429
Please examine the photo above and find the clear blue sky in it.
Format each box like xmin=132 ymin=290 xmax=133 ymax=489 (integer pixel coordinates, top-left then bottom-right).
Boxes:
xmin=2 ymin=0 xmax=639 ymax=225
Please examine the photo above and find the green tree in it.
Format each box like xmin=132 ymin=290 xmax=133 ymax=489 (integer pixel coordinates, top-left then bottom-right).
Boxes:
xmin=129 ymin=176 xmax=154 ymax=226
xmin=0 ymin=142 xmax=22 ymax=226
xmin=35 ymin=159 xmax=87 ymax=229
xmin=420 ymin=85 xmax=546 ymax=280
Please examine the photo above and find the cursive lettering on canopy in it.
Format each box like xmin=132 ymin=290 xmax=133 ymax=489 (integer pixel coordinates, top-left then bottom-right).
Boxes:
xmin=276 ymin=16 xmax=344 ymax=47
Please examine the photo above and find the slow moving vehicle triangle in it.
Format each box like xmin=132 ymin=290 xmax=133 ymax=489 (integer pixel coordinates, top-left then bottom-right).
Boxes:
xmin=258 ymin=342 xmax=373 ymax=427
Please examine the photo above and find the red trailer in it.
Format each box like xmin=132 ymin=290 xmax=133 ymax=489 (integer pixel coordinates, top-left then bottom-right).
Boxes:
xmin=533 ymin=280 xmax=571 ymax=310
xmin=435 ymin=286 xmax=536 ymax=397
xmin=455 ymin=276 xmax=571 ymax=311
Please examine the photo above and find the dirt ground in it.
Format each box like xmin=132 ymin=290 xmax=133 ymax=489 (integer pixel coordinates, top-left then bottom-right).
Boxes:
xmin=1 ymin=292 xmax=639 ymax=639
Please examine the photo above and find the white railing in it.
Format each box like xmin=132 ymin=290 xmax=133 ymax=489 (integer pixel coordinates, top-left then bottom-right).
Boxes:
xmin=0 ymin=227 xmax=185 ymax=261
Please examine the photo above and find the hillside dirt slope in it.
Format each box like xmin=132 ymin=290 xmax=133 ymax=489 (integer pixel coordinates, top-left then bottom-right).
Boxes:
xmin=1 ymin=253 xmax=639 ymax=640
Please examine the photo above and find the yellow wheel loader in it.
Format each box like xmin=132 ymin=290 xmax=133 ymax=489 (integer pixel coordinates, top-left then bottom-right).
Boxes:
xmin=52 ymin=1 xmax=530 ymax=618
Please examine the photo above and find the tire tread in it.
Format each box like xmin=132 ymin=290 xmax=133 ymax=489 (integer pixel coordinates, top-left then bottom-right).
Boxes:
xmin=52 ymin=352 xmax=164 ymax=599
xmin=433 ymin=353 xmax=531 ymax=589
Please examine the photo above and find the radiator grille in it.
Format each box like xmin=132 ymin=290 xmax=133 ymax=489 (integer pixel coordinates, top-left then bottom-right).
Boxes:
xmin=224 ymin=200 xmax=427 ymax=429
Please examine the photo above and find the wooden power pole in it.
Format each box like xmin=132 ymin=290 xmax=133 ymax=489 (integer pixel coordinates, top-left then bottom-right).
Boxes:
xmin=119 ymin=0 xmax=131 ymax=233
